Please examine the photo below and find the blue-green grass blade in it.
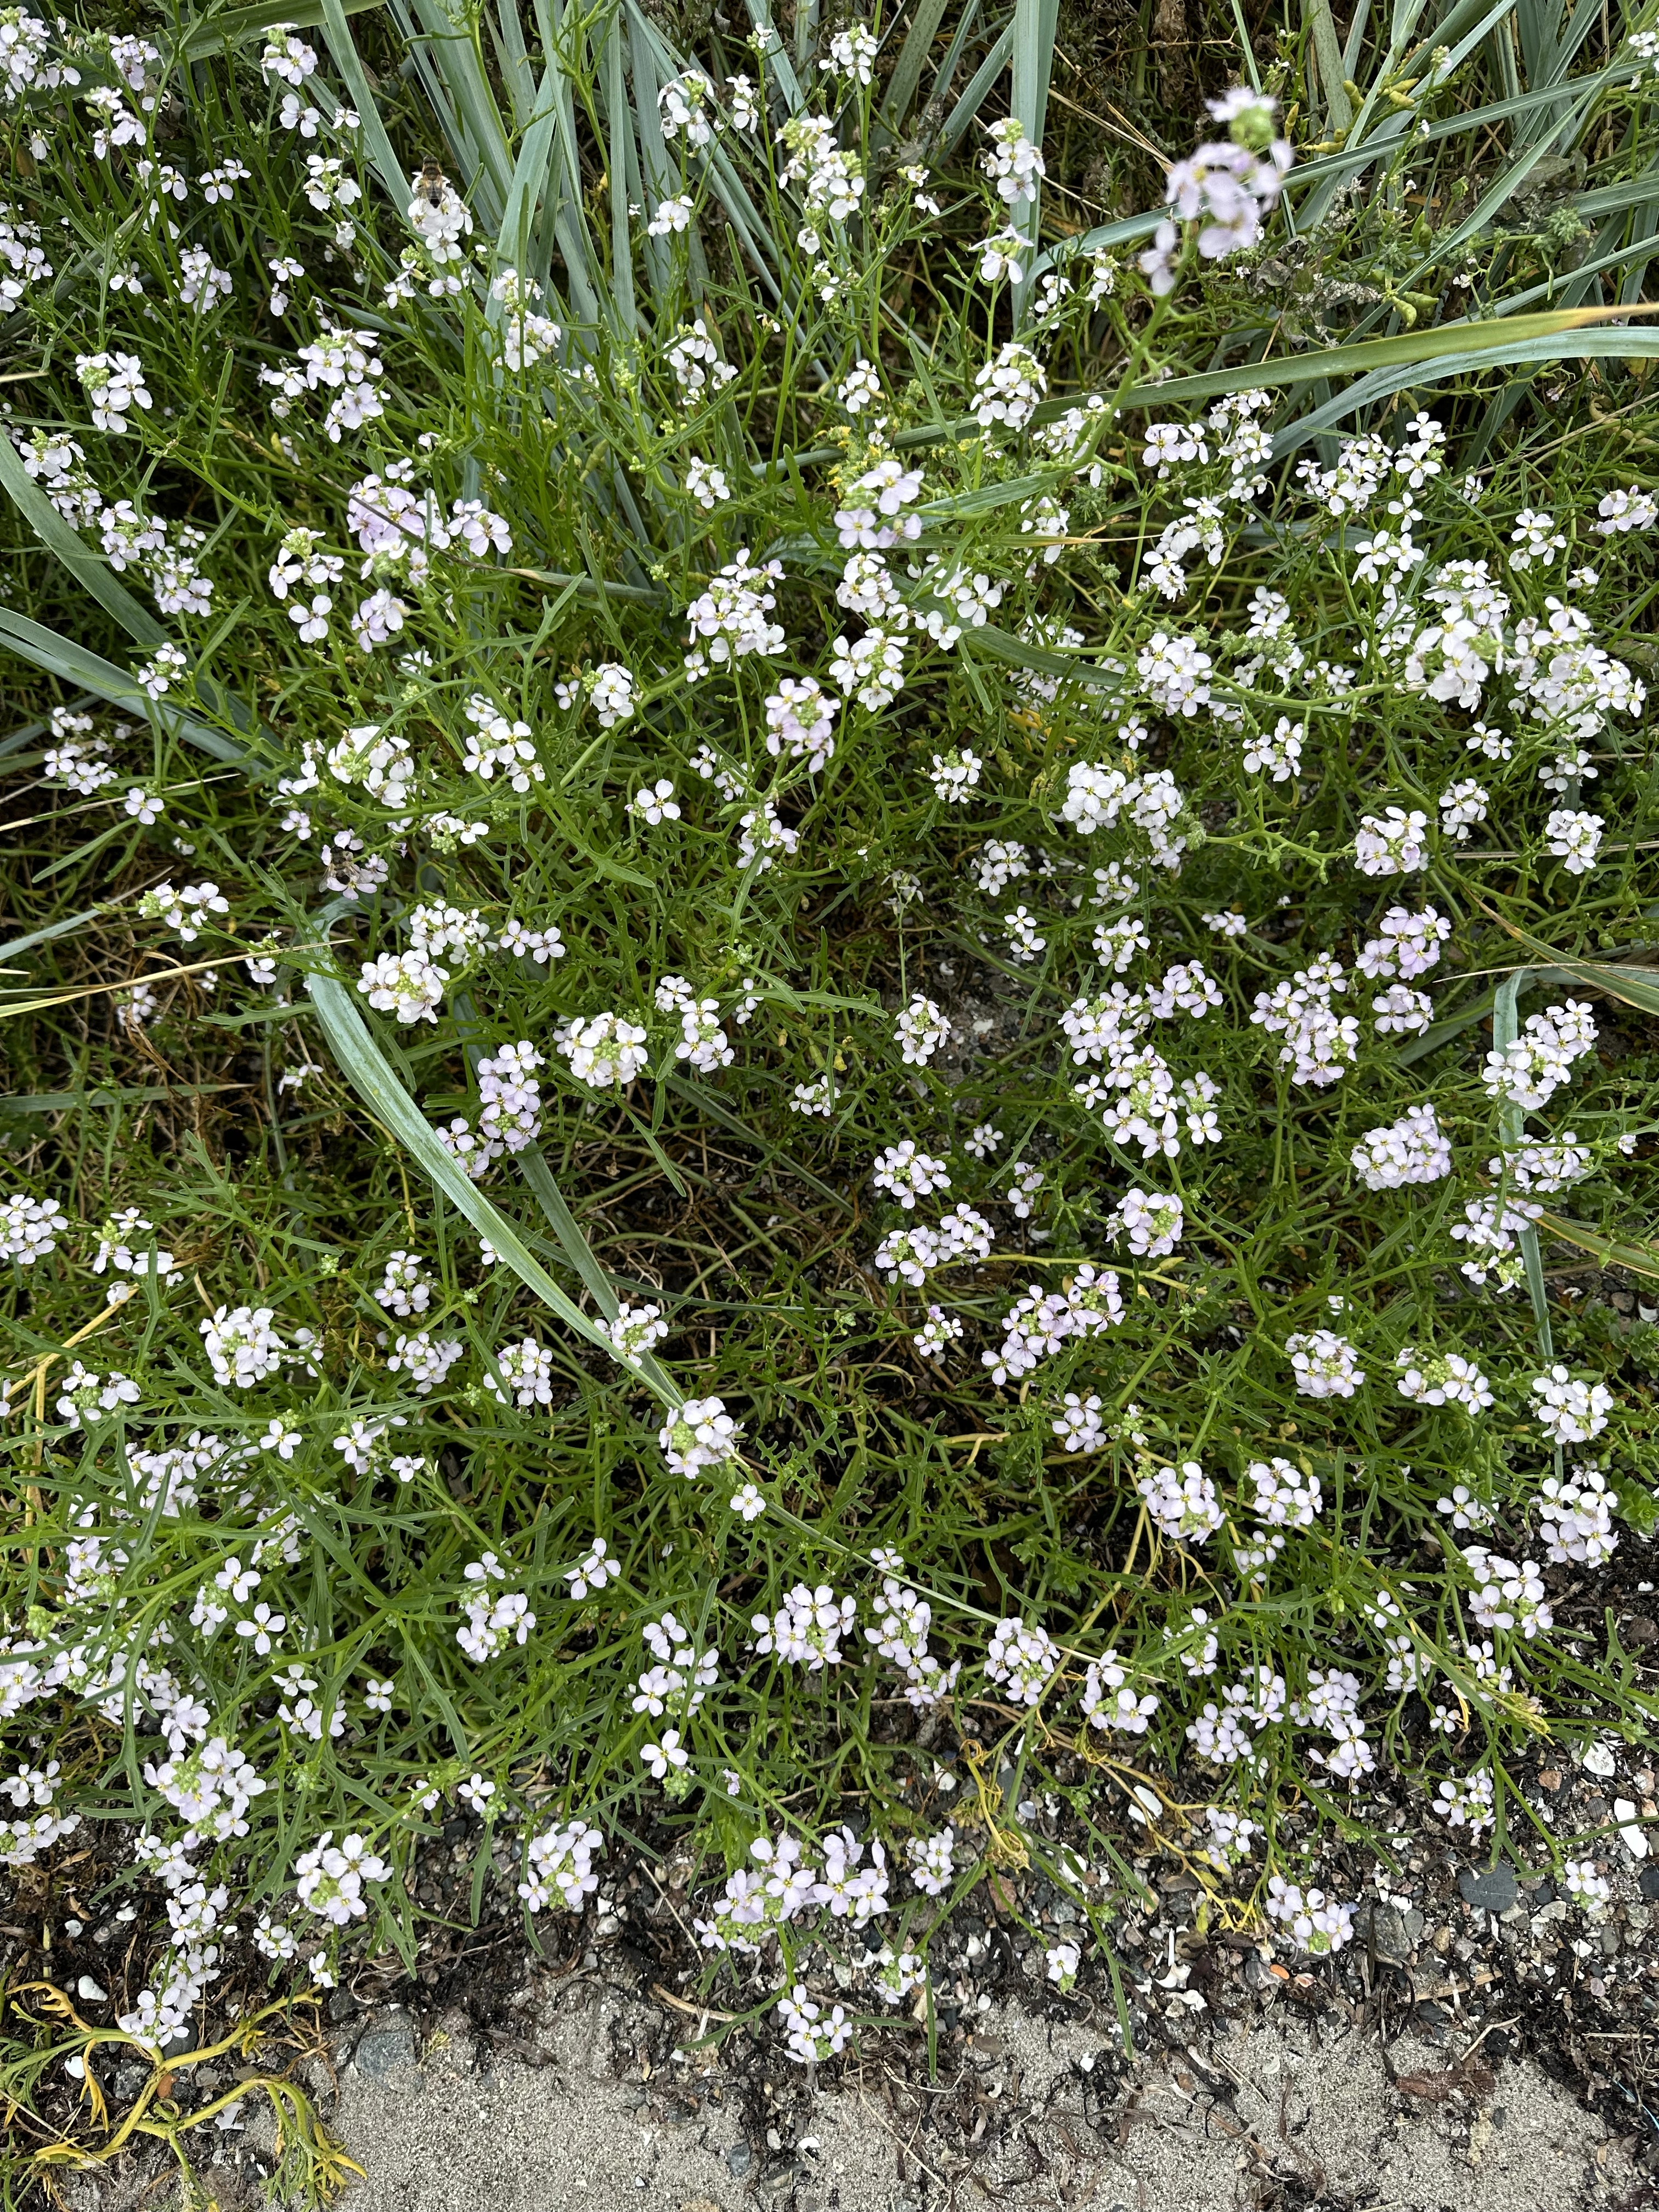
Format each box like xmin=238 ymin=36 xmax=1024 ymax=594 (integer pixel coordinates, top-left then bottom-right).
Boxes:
xmin=545 ymin=24 xmax=601 ymax=321
xmin=492 ymin=0 xmax=539 ymax=129
xmin=495 ymin=63 xmax=562 ymax=285
xmin=620 ymin=4 xmax=782 ymax=298
xmin=921 ymin=0 xmax=988 ymax=144
xmin=936 ymin=21 xmax=1015 ymax=163
xmin=1290 ymin=58 xmax=1629 ymax=232
xmin=319 ymin=0 xmax=410 ymax=210
xmin=1009 ymin=0 xmax=1059 ymax=326
xmin=778 ymin=304 xmax=1659 ymax=469
xmin=1528 ymin=1212 xmax=1659 ymax=1283
xmin=404 ymin=0 xmax=516 ymax=216
xmin=0 ymin=436 xmax=168 ymax=651
xmin=1435 ymin=0 xmax=1515 ymax=79
xmin=174 ymin=0 xmax=383 ymax=60
xmin=1270 ymin=326 xmax=1659 ymax=456
xmin=0 ymin=908 xmax=112 ymax=965
xmin=383 ymin=0 xmax=492 ymax=222
xmin=0 ymin=609 xmax=251 ymax=766
xmin=881 ymin=0 xmax=953 ymax=132
xmin=623 ymin=4 xmax=677 ymax=305
xmin=1576 ymin=162 xmax=1659 ymax=225
xmin=516 ymin=1148 xmax=622 ymax=1319
xmin=742 ymin=0 xmax=805 ymax=112
xmin=304 ymin=969 xmax=680 ymax=1406
xmin=602 ymin=13 xmax=638 ymax=332
xmin=1302 ymin=0 xmax=1354 ymax=131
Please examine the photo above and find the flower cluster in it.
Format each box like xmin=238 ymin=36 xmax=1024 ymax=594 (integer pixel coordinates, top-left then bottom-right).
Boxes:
xmin=1285 ymin=1331 xmax=1365 ymax=1400
xmin=518 ymin=1820 xmax=603 ymax=1912
xmin=659 ymin=1396 xmax=742 ymax=1478
xmin=752 ymin=1583 xmax=857 ymax=1671
xmin=456 ymin=1553 xmax=537 ymax=1662
xmin=1137 ymin=1460 xmax=1223 ymax=1544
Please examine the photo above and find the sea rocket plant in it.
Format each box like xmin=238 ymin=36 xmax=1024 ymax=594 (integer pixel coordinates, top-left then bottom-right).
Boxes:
xmin=1 ymin=13 xmax=1656 ymax=2091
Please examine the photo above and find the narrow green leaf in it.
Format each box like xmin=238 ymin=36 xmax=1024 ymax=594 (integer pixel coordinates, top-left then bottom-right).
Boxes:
xmin=517 ymin=1148 xmax=620 ymax=1318
xmin=1397 ymin=944 xmax=1659 ymax=1066
xmin=1493 ymin=973 xmax=1553 ymax=1362
xmin=1395 ymin=980 xmax=1500 ymax=1063
xmin=1547 ymin=959 xmax=1659 ymax=1019
xmin=1577 ymin=165 xmax=1659 ymax=224
xmin=603 ymin=13 xmax=638 ymax=333
xmin=1516 ymin=0 xmax=1602 ymax=99
xmin=1434 ymin=0 xmax=1515 ymax=87
xmin=1179 ymin=304 xmax=1659 ymax=410
xmin=0 ymin=907 xmax=110 ymax=965
xmin=1531 ymin=1210 xmax=1659 ymax=1283
xmin=492 ymin=0 xmax=539 ymax=129
xmin=1240 ymin=57 xmax=1629 ymax=239
xmin=303 ymin=967 xmax=680 ymax=1407
xmin=698 ymin=139 xmax=787 ymax=300
xmin=1492 ymin=927 xmax=1659 ymax=1019
xmin=1009 ymin=0 xmax=1059 ymax=325
xmin=510 ymin=558 xmax=664 ymax=604
xmin=1341 ymin=0 xmax=1372 ymax=70
xmin=319 ymin=0 xmax=410 ymax=211
xmin=0 ymin=1084 xmax=250 ymax=1113
xmin=919 ymin=471 xmax=1059 ymax=520
xmin=174 ymin=0 xmax=384 ymax=61
xmin=385 ymin=0 xmax=476 ymax=192
xmin=0 ymin=608 xmax=251 ymax=766
xmin=618 ymin=0 xmax=783 ymax=303
xmin=544 ymin=24 xmax=601 ymax=322
xmin=781 ymin=305 xmax=1659 ymax=476
xmin=404 ymin=0 xmax=516 ymax=216
xmin=495 ymin=63 xmax=562 ymax=280
xmin=663 ymin=1076 xmax=853 ymax=1217
xmin=742 ymin=0 xmax=806 ymax=112
xmin=1301 ymin=0 xmax=1354 ymax=132
xmin=936 ymin=21 xmax=1014 ymax=162
xmin=32 ymin=819 xmax=130 ymax=885
xmin=881 ymin=0 xmax=952 ymax=131
xmin=0 ymin=437 xmax=167 ymax=650
xmin=962 ymin=623 xmax=1127 ymax=697
xmin=623 ymin=3 xmax=676 ymax=305
xmin=1408 ymin=0 xmax=1508 ymax=60
xmin=1271 ymin=327 xmax=1659 ymax=456
xmin=0 ymin=709 xmax=63 ymax=760
xmin=1620 ymin=199 xmax=1659 ymax=311
xmin=921 ymin=0 xmax=989 ymax=146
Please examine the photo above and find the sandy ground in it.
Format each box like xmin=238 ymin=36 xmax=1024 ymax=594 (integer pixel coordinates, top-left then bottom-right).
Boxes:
xmin=308 ymin=1980 xmax=1640 ymax=2212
